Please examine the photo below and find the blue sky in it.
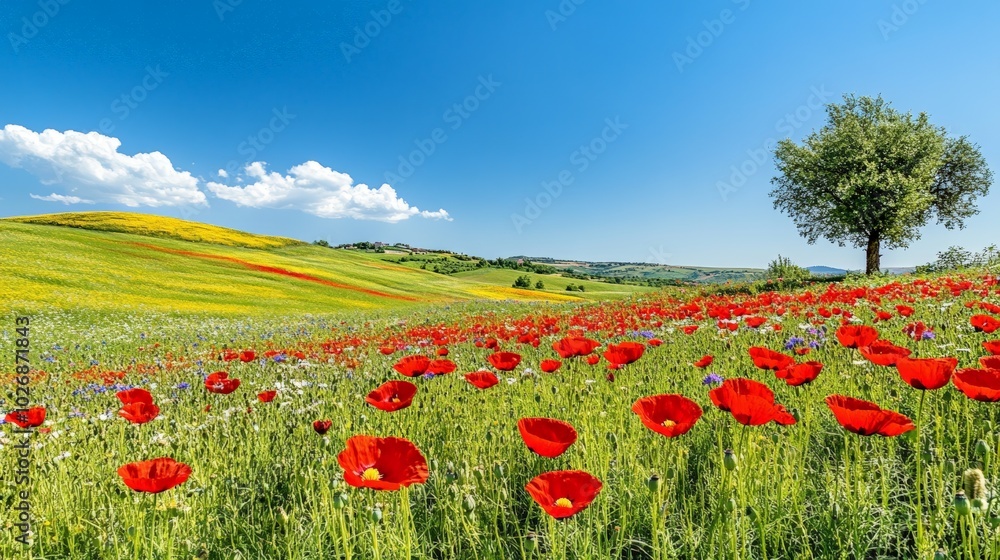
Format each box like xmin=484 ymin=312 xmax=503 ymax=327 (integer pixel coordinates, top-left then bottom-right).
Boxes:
xmin=1 ymin=1 xmax=997 ymax=269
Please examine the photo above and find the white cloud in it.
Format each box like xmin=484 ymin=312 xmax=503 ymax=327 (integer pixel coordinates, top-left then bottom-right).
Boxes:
xmin=217 ymin=168 xmax=228 ymax=178
xmin=206 ymin=161 xmax=451 ymax=222
xmin=30 ymin=193 xmax=95 ymax=205
xmin=0 ymin=124 xmax=206 ymax=208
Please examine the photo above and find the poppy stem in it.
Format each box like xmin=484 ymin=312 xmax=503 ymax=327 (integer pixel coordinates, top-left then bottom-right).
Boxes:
xmin=401 ymin=487 xmax=413 ymax=559
xmin=915 ymin=390 xmax=927 ymax=555
xmin=339 ymin=509 xmax=352 ymax=560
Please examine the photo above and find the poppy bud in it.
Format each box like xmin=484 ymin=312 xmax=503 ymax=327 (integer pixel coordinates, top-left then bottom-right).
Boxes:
xmin=606 ymin=432 xmax=618 ymax=448
xmin=989 ymin=513 xmax=1000 ymax=529
xmin=485 ymin=430 xmax=493 ymax=442
xmin=723 ymin=497 xmax=736 ymax=513
xmin=745 ymin=506 xmax=757 ymax=522
xmin=944 ymin=460 xmax=956 ymax=474
xmin=493 ymin=462 xmax=505 ymax=478
xmin=446 ymin=469 xmax=459 ymax=484
xmin=534 ymin=394 xmax=541 ymax=403
xmin=934 ymin=550 xmax=948 ymax=560
xmin=954 ymin=491 xmax=971 ymax=516
xmin=333 ymin=492 xmax=349 ymax=510
xmin=646 ymin=474 xmax=662 ymax=493
xmin=724 ymin=449 xmax=737 ymax=471
xmin=370 ymin=506 xmax=383 ymax=523
xmin=975 ymin=439 xmax=991 ymax=458
xmin=462 ymin=495 xmax=476 ymax=514
xmin=524 ymin=532 xmax=538 ymax=553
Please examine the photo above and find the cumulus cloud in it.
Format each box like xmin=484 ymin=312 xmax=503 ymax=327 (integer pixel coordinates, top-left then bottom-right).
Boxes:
xmin=0 ymin=124 xmax=206 ymax=208
xmin=30 ymin=193 xmax=95 ymax=205
xmin=206 ymin=161 xmax=451 ymax=222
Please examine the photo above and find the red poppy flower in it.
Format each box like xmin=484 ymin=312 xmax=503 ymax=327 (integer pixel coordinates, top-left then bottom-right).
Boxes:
xmin=859 ymin=340 xmax=911 ymax=367
xmin=709 ymin=378 xmax=796 ymax=426
xmin=488 ymin=351 xmax=522 ymax=371
xmin=682 ymin=325 xmax=699 ymax=335
xmin=221 ymin=350 xmax=239 ymax=361
xmin=337 ymin=435 xmax=429 ymax=491
xmin=747 ymin=347 xmax=795 ymax=371
xmin=427 ymin=359 xmax=456 ymax=375
xmin=118 ymin=402 xmax=160 ymax=424
xmin=603 ymin=342 xmax=645 ymax=366
xmin=836 ymin=325 xmax=880 ymax=349
xmin=257 ymin=390 xmax=277 ymax=403
xmin=775 ymin=361 xmax=823 ymax=387
xmin=874 ymin=310 xmax=893 ymax=322
xmin=983 ymin=341 xmax=1000 ymax=356
xmin=896 ymin=305 xmax=915 ymax=317
xmin=393 ymin=355 xmax=431 ymax=377
xmin=631 ymin=394 xmax=702 ymax=437
xmin=586 ymin=354 xmax=601 ymax=366
xmin=896 ymin=356 xmax=957 ymax=390
xmin=525 ymin=470 xmax=602 ymax=519
xmin=971 ymin=315 xmax=1000 ymax=334
xmin=313 ymin=420 xmax=332 ymax=435
xmin=205 ymin=372 xmax=241 ymax=394
xmin=693 ymin=355 xmax=713 ymax=368
xmin=981 ymin=356 xmax=1000 ymax=369
xmin=952 ymin=368 xmax=1000 ymax=402
xmin=517 ymin=417 xmax=578 ymax=458
xmin=379 ymin=346 xmax=395 ymax=355
xmin=116 ymin=388 xmax=154 ymax=406
xmin=552 ymin=336 xmax=601 ymax=358
xmin=117 ymin=457 xmax=192 ymax=493
xmin=436 ymin=347 xmax=449 ymax=356
xmin=365 ymin=380 xmax=417 ymax=412
xmin=794 ymin=347 xmax=810 ymax=356
xmin=745 ymin=316 xmax=767 ymax=328
xmin=648 ymin=338 xmax=663 ymax=347
xmin=239 ymin=350 xmax=257 ymax=363
xmin=5 ymin=406 xmax=46 ymax=428
xmin=540 ymin=359 xmax=562 ymax=373
xmin=465 ymin=371 xmax=499 ymax=389
xmin=824 ymin=395 xmax=914 ymax=437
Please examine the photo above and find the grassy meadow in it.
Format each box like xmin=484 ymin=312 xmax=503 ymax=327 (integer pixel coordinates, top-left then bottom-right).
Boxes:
xmin=1 ymin=216 xmax=1000 ymax=559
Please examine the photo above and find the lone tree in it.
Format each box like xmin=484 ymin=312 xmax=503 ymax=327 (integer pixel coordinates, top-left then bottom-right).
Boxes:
xmin=771 ymin=95 xmax=992 ymax=274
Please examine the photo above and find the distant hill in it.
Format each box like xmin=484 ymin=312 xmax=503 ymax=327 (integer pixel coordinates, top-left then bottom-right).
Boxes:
xmin=807 ymin=265 xmax=848 ymax=276
xmin=510 ymin=256 xmax=763 ymax=284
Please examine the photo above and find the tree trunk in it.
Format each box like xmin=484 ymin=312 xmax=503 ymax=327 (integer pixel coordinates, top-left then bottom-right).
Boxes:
xmin=865 ymin=232 xmax=881 ymax=275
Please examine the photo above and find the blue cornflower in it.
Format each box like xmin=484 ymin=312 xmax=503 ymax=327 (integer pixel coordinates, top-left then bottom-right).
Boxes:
xmin=176 ymin=382 xmax=191 ymax=390
xmin=921 ymin=330 xmax=936 ymax=340
xmin=422 ymin=372 xmax=436 ymax=380
xmin=702 ymin=373 xmax=724 ymax=386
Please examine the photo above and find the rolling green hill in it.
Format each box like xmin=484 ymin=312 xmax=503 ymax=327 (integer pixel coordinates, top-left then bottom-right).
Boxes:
xmin=0 ymin=215 xmax=587 ymax=315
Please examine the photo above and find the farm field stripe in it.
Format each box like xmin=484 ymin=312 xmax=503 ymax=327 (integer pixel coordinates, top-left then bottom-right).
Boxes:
xmin=128 ymin=242 xmax=417 ymax=301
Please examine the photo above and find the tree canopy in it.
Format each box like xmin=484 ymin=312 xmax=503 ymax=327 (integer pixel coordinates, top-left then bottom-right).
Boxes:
xmin=770 ymin=95 xmax=992 ymax=274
